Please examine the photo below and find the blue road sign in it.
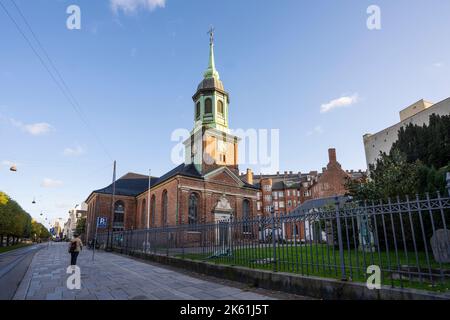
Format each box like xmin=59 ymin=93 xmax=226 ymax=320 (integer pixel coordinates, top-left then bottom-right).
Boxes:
xmin=97 ymin=217 xmax=107 ymax=228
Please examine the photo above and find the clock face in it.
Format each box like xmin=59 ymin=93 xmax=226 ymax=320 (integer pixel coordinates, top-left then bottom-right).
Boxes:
xmin=218 ymin=139 xmax=227 ymax=152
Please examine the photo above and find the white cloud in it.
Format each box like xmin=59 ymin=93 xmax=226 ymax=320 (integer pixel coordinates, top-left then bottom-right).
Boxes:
xmin=110 ymin=0 xmax=166 ymax=14
xmin=320 ymin=94 xmax=359 ymax=114
xmin=306 ymin=125 xmax=323 ymax=136
xmin=41 ymin=178 xmax=64 ymax=188
xmin=11 ymin=118 xmax=53 ymax=135
xmin=63 ymin=145 xmax=85 ymax=156
xmin=433 ymin=62 xmax=444 ymax=68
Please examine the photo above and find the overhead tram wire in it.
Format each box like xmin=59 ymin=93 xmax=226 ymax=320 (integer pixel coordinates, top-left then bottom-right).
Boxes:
xmin=0 ymin=1 xmax=114 ymax=162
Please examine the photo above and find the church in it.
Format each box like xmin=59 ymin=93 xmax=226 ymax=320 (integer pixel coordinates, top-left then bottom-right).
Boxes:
xmin=84 ymin=32 xmax=259 ymax=241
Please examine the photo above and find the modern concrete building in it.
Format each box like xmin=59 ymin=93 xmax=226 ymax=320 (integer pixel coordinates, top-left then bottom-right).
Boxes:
xmin=363 ymin=97 xmax=450 ymax=169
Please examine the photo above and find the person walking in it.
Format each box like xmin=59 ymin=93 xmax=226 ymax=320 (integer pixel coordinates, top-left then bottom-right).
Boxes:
xmin=68 ymin=233 xmax=83 ymax=266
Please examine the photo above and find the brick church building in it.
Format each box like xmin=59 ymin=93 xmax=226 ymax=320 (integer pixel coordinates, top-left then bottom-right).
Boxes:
xmin=85 ymin=32 xmax=259 ymax=241
xmin=84 ymin=33 xmax=367 ymax=243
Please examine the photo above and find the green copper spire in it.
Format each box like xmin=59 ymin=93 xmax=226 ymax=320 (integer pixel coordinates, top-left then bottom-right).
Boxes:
xmin=203 ymin=26 xmax=220 ymax=79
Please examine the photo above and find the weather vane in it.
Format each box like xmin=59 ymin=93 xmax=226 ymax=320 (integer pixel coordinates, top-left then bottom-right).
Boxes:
xmin=207 ymin=25 xmax=215 ymax=44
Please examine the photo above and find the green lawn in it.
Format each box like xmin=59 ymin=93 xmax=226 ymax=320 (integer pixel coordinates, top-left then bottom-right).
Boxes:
xmin=177 ymin=243 xmax=450 ymax=292
xmin=0 ymin=243 xmax=32 ymax=254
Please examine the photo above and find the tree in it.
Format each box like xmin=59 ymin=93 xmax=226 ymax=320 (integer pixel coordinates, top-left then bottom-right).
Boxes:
xmin=392 ymin=114 xmax=450 ymax=169
xmin=76 ymin=216 xmax=86 ymax=236
xmin=0 ymin=191 xmax=33 ymax=246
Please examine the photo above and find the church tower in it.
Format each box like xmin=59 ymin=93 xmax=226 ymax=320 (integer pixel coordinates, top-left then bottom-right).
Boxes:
xmin=184 ymin=29 xmax=240 ymax=175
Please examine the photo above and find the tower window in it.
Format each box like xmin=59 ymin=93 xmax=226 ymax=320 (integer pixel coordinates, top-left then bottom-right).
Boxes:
xmin=205 ymin=98 xmax=212 ymax=114
xmin=217 ymin=100 xmax=224 ymax=115
xmin=196 ymin=102 xmax=200 ymax=119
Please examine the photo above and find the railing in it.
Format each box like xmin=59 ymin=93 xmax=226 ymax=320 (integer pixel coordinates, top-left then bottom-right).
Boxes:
xmin=95 ymin=192 xmax=450 ymax=291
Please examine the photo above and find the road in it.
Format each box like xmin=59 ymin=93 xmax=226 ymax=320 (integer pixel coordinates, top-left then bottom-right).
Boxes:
xmin=0 ymin=244 xmax=44 ymax=300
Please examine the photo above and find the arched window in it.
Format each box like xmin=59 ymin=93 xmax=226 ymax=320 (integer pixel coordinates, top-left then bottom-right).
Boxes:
xmin=150 ymin=195 xmax=156 ymax=227
xmin=113 ymin=201 xmax=125 ymax=230
xmin=205 ymin=98 xmax=212 ymax=114
xmin=141 ymin=199 xmax=146 ymax=228
xmin=162 ymin=190 xmax=168 ymax=226
xmin=217 ymin=100 xmax=224 ymax=115
xmin=243 ymin=199 xmax=250 ymax=233
xmin=188 ymin=193 xmax=199 ymax=225
xmin=196 ymin=102 xmax=201 ymax=120
xmin=293 ymin=224 xmax=299 ymax=237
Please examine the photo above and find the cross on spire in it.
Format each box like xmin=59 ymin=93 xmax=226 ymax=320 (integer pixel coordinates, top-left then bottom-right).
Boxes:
xmin=208 ymin=25 xmax=215 ymax=45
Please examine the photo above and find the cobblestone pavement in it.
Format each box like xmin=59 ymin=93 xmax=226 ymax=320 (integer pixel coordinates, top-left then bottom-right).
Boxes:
xmin=13 ymin=242 xmax=308 ymax=300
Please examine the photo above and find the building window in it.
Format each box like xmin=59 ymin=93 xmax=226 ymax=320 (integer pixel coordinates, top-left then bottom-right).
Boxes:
xmin=263 ymin=185 xmax=272 ymax=192
xmin=288 ymin=200 xmax=292 ymax=207
xmin=162 ymin=190 xmax=168 ymax=226
xmin=279 ymin=201 xmax=285 ymax=208
xmin=196 ymin=102 xmax=201 ymax=119
xmin=257 ymin=201 xmax=261 ymax=211
xmin=264 ymin=195 xmax=272 ymax=202
xmin=257 ymin=192 xmax=261 ymax=200
xmin=205 ymin=98 xmax=212 ymax=114
xmin=113 ymin=201 xmax=125 ymax=230
xmin=287 ymin=190 xmax=290 ymax=197
xmin=272 ymin=192 xmax=278 ymax=200
xmin=150 ymin=195 xmax=156 ymax=226
xmin=274 ymin=202 xmax=279 ymax=210
xmin=188 ymin=193 xmax=199 ymax=225
xmin=243 ymin=199 xmax=250 ymax=233
xmin=141 ymin=198 xmax=146 ymax=228
xmin=278 ymin=191 xmax=284 ymax=198
xmin=217 ymin=100 xmax=224 ymax=115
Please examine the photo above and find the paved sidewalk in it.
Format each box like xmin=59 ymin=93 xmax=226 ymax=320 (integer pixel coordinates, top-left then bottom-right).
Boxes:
xmin=14 ymin=242 xmax=283 ymax=300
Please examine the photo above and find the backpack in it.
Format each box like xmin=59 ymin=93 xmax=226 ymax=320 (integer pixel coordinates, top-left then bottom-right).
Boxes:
xmin=69 ymin=240 xmax=77 ymax=253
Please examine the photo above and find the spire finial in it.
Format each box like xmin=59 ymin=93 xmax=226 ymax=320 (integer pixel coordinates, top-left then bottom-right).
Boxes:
xmin=204 ymin=25 xmax=219 ymax=79
xmin=208 ymin=25 xmax=215 ymax=45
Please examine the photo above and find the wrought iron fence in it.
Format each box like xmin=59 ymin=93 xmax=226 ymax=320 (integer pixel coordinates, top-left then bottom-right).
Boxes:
xmin=95 ymin=192 xmax=450 ymax=290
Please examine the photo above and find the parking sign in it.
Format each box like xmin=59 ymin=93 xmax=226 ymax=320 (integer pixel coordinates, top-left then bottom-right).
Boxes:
xmin=97 ymin=217 xmax=107 ymax=228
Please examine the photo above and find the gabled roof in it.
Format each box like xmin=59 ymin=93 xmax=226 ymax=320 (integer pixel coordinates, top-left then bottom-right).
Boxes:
xmin=93 ymin=172 xmax=157 ymax=197
xmin=88 ymin=163 xmax=258 ymax=201
xmin=153 ymin=163 xmax=202 ymax=187
xmin=290 ymin=195 xmax=352 ymax=215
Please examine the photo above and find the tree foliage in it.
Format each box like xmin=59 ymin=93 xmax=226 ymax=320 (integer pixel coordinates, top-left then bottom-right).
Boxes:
xmin=392 ymin=113 xmax=450 ymax=169
xmin=348 ymin=114 xmax=450 ymax=201
xmin=0 ymin=191 xmax=47 ymax=245
xmin=76 ymin=216 xmax=86 ymax=236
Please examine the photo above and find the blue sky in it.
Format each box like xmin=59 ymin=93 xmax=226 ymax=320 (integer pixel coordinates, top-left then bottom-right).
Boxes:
xmin=1 ymin=0 xmax=450 ymax=226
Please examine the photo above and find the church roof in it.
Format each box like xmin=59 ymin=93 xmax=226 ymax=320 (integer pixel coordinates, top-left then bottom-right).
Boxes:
xmin=92 ymin=173 xmax=158 ymax=197
xmin=89 ymin=162 xmax=257 ymax=201
xmin=154 ymin=163 xmax=202 ymax=186
xmin=90 ymin=164 xmax=202 ymax=198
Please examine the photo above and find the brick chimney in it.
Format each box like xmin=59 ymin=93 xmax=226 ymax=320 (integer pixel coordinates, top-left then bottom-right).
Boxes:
xmin=328 ymin=148 xmax=337 ymax=163
xmin=245 ymin=168 xmax=253 ymax=185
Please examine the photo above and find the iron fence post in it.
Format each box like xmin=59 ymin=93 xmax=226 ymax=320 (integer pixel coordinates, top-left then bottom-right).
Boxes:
xmin=446 ymin=172 xmax=450 ymax=197
xmin=271 ymin=207 xmax=277 ymax=272
xmin=335 ymin=196 xmax=346 ymax=281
